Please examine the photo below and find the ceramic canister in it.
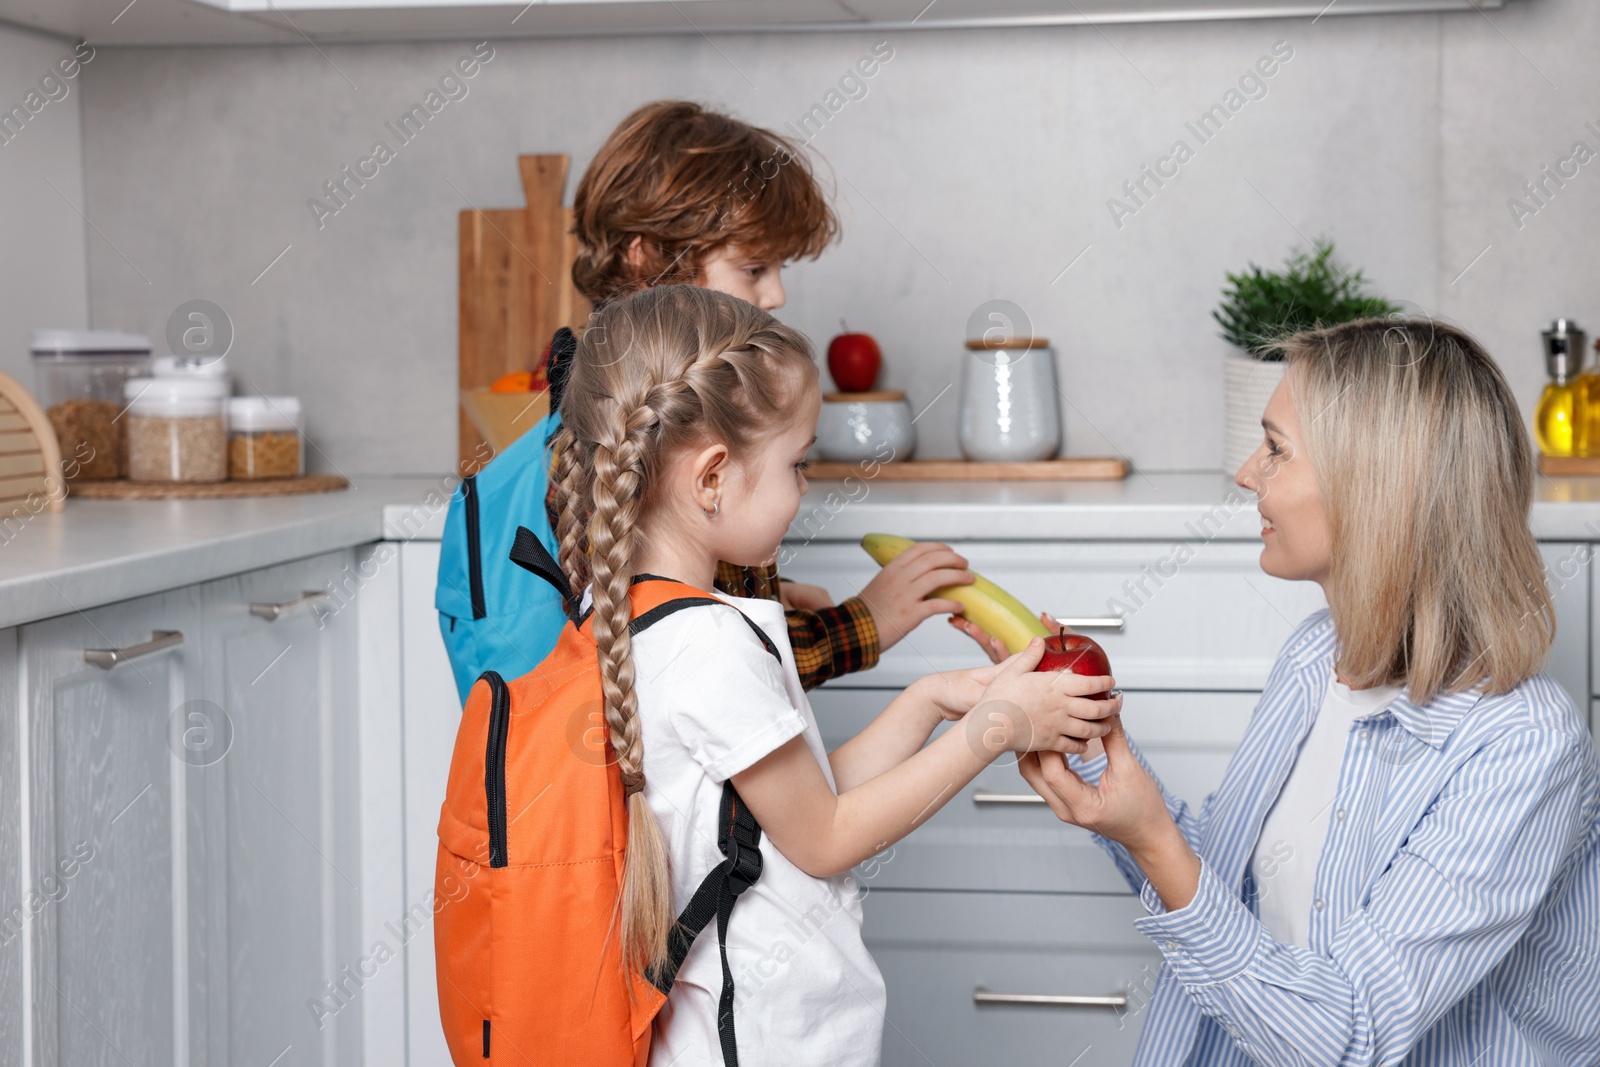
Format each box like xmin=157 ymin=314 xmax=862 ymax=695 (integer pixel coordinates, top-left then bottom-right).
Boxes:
xmin=816 ymin=390 xmax=916 ymax=463
xmin=957 ymin=337 xmax=1061 ymax=462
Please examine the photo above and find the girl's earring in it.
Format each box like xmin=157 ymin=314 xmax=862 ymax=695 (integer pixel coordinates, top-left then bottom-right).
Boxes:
xmin=703 ymin=499 xmax=720 ymax=519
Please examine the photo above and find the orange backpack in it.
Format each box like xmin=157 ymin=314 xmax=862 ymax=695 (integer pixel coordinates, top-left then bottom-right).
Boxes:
xmin=434 ymin=527 xmax=772 ymax=1066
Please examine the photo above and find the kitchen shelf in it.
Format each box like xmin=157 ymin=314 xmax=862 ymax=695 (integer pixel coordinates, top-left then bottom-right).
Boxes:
xmin=0 ymin=0 xmax=1509 ymax=47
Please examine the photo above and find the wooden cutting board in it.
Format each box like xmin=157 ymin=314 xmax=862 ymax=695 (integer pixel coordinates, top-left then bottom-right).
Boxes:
xmin=0 ymin=369 xmax=64 ymax=513
xmin=804 ymin=458 xmax=1129 ymax=481
xmin=1539 ymin=455 xmax=1600 ymax=475
xmin=457 ymin=154 xmax=590 ymax=471
xmin=68 ymin=474 xmax=350 ymax=499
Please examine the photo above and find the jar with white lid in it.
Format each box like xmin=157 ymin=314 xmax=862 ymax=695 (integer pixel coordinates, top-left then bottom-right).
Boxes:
xmin=228 ymin=396 xmax=303 ymax=480
xmin=124 ymin=376 xmax=229 ymax=482
xmin=31 ymin=329 xmax=152 ymax=480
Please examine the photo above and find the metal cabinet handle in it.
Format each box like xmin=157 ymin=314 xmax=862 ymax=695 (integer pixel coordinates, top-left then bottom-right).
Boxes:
xmin=1054 ymin=616 xmax=1125 ymax=632
xmin=972 ymin=791 xmax=1047 ymax=805
xmin=84 ymin=630 xmax=184 ymax=670
xmin=974 ymin=987 xmax=1128 ymax=1009
xmin=250 ymin=590 xmax=330 ymax=621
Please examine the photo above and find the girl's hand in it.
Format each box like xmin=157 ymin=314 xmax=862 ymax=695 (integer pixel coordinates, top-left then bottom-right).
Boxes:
xmin=1017 ymin=716 xmax=1170 ymax=854
xmin=949 ymin=610 xmax=1065 ymax=665
xmin=916 ymin=660 xmax=1009 ymax=722
xmin=777 ymin=579 xmax=834 ymax=612
xmin=968 ymin=638 xmax=1121 ymax=756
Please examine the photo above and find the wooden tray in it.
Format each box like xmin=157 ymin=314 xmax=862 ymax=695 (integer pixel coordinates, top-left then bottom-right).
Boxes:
xmin=1539 ymin=455 xmax=1600 ymax=476
xmin=68 ymin=474 xmax=350 ymax=500
xmin=804 ymin=458 xmax=1129 ymax=481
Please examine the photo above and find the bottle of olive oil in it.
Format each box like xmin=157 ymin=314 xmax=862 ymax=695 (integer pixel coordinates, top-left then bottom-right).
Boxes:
xmin=1537 ymin=319 xmax=1584 ymax=458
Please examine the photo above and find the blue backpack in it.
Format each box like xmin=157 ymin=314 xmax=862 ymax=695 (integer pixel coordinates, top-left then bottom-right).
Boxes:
xmin=438 ymin=327 xmax=582 ymax=702
xmin=435 ymin=410 xmax=570 ymax=703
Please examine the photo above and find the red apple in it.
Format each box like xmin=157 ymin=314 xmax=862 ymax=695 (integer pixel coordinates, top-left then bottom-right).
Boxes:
xmin=1035 ymin=634 xmax=1113 ymax=698
xmin=827 ymin=331 xmax=882 ymax=393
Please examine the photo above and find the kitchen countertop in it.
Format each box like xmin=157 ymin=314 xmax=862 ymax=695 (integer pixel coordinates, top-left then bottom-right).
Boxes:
xmin=7 ymin=471 xmax=1600 ymax=630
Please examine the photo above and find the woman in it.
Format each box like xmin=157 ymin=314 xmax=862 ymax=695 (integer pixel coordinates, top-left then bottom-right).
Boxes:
xmin=1016 ymin=320 xmax=1600 ymax=1064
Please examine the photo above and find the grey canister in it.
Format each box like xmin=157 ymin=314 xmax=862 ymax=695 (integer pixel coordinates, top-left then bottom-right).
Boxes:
xmin=957 ymin=337 xmax=1061 ymax=461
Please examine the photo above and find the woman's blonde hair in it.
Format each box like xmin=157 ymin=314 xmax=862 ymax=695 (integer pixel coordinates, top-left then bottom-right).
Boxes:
xmin=1282 ymin=317 xmax=1552 ymax=706
xmin=547 ymin=285 xmax=817 ymax=976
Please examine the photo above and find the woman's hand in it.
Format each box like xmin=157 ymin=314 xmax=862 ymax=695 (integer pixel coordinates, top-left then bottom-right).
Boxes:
xmin=777 ymin=579 xmax=834 ymax=612
xmin=967 ymin=639 xmax=1121 ymax=756
xmin=1017 ymin=716 xmax=1200 ymax=909
xmin=949 ymin=610 xmax=1064 ymax=665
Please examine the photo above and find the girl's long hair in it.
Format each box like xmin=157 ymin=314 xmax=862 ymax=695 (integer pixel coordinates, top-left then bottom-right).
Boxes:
xmin=1282 ymin=317 xmax=1553 ymax=705
xmin=547 ymin=285 xmax=817 ymax=975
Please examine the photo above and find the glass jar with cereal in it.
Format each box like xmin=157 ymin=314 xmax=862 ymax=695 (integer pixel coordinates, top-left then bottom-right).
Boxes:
xmin=227 ymin=396 xmax=303 ymax=480
xmin=123 ymin=376 xmax=229 ymax=482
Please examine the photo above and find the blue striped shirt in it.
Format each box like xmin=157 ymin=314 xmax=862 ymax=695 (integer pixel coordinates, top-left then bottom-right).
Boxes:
xmin=1073 ymin=609 xmax=1600 ymax=1066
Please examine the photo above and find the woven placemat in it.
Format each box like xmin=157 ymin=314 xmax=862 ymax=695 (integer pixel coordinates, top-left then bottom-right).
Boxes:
xmin=69 ymin=474 xmax=350 ymax=499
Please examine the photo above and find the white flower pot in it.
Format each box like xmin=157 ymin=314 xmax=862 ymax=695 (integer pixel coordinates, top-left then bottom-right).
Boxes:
xmin=1223 ymin=351 xmax=1287 ymax=474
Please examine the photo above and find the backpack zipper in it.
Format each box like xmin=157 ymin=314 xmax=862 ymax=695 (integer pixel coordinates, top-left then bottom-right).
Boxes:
xmin=462 ymin=474 xmax=487 ymax=620
xmin=481 ymin=671 xmax=510 ymax=867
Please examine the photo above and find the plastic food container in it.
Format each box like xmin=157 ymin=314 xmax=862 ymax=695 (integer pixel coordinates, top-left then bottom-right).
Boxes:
xmin=228 ymin=396 xmax=303 ymax=480
xmin=30 ymin=329 xmax=152 ymax=480
xmin=123 ymin=377 xmax=229 ymax=483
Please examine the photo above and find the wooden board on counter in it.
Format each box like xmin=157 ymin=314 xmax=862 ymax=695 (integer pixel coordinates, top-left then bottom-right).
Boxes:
xmin=804 ymin=458 xmax=1129 ymax=481
xmin=68 ymin=474 xmax=349 ymax=500
xmin=458 ymin=154 xmax=590 ymax=472
xmin=1540 ymin=455 xmax=1600 ymax=476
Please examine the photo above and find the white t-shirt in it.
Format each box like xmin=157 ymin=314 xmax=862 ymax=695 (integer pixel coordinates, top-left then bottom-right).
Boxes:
xmin=1249 ymin=676 xmax=1403 ymax=947
xmin=582 ymin=585 xmax=886 ymax=1066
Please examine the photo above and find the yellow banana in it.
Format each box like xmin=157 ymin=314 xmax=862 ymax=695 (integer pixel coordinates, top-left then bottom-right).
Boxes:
xmin=860 ymin=533 xmax=1051 ymax=654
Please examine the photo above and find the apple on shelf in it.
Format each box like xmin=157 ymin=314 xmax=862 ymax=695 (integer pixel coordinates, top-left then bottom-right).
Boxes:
xmin=827 ymin=326 xmax=882 ymax=393
xmin=818 ymin=330 xmax=915 ymax=463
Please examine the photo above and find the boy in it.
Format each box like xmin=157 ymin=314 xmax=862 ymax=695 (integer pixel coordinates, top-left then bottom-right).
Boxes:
xmin=437 ymin=100 xmax=973 ymax=699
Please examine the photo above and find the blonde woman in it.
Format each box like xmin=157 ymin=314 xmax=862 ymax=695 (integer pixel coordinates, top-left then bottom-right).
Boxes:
xmin=1016 ymin=320 xmax=1600 ymax=1064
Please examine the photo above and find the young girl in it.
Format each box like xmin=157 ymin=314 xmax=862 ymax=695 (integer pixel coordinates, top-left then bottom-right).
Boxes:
xmin=549 ymin=284 xmax=1122 ymax=1065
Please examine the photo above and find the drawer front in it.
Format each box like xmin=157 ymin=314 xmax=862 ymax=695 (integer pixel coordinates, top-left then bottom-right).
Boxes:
xmin=819 ymin=688 xmax=1256 ymax=893
xmin=864 ymin=890 xmax=1161 ymax=1067
xmin=780 ymin=539 xmax=1326 ymax=690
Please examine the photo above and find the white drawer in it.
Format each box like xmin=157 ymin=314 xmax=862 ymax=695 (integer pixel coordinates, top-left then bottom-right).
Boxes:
xmin=864 ymin=890 xmax=1161 ymax=1067
xmin=817 ymin=688 xmax=1256 ymax=893
xmin=781 ymin=539 xmax=1326 ymax=690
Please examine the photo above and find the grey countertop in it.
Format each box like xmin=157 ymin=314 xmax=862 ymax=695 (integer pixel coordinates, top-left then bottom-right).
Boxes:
xmin=6 ymin=471 xmax=1600 ymax=630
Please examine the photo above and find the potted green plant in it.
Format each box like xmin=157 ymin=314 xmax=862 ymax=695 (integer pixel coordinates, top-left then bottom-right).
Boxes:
xmin=1214 ymin=239 xmax=1399 ymax=472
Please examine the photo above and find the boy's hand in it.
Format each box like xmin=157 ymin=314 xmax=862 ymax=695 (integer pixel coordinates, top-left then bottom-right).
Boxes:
xmin=778 ymin=579 xmax=834 ymax=612
xmin=949 ymin=610 xmax=1065 ymax=665
xmin=968 ymin=639 xmax=1120 ymax=756
xmin=859 ymin=541 xmax=973 ymax=652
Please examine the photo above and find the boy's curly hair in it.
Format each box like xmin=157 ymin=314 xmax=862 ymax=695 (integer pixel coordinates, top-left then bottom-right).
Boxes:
xmin=571 ymin=101 xmax=838 ymax=304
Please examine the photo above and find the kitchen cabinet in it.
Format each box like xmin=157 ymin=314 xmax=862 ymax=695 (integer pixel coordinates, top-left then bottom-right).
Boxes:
xmin=0 ymin=628 xmax=20 ymax=1067
xmin=195 ymin=551 xmax=362 ymax=1067
xmin=21 ymin=585 xmax=203 ymax=1067
xmin=865 ymin=890 xmax=1157 ymax=1067
xmin=14 ymin=551 xmax=364 ymax=1067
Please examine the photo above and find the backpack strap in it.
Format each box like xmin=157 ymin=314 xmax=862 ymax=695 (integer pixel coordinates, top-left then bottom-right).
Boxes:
xmin=647 ymin=781 xmax=763 ymax=1067
xmin=508 ymin=525 xmax=576 ymax=622
xmin=627 ymin=586 xmax=777 ymax=1067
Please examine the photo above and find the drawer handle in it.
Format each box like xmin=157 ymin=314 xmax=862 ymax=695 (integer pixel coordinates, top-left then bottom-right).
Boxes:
xmin=974 ymin=987 xmax=1128 ymax=1009
xmin=250 ymin=590 xmax=330 ymax=621
xmin=972 ymin=791 xmax=1047 ymax=805
xmin=1054 ymin=616 xmax=1125 ymax=632
xmin=84 ymin=630 xmax=184 ymax=670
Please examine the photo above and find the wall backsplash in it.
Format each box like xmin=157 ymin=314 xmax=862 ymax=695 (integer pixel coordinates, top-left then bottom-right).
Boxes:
xmin=73 ymin=0 xmax=1599 ymax=476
